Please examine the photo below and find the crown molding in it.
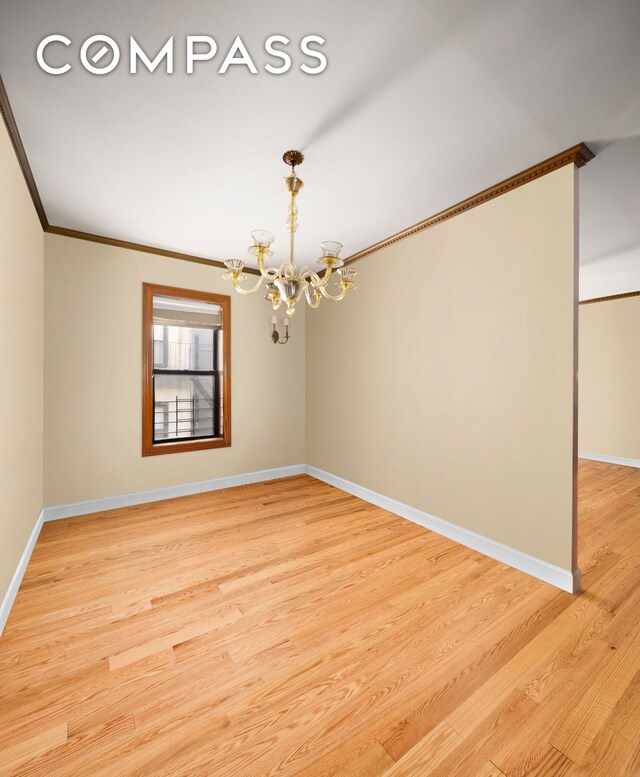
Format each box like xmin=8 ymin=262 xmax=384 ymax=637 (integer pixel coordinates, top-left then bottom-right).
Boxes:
xmin=579 ymin=290 xmax=640 ymax=305
xmin=344 ymin=143 xmax=595 ymax=266
xmin=0 ymin=73 xmax=48 ymax=228
xmin=2 ymin=68 xmax=594 ymax=278
xmin=45 ymin=225 xmax=260 ymax=275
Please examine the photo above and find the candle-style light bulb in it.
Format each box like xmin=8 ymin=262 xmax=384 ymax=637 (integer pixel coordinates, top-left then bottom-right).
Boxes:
xmin=284 ymin=317 xmax=290 ymax=328
xmin=271 ymin=315 xmax=277 ymax=326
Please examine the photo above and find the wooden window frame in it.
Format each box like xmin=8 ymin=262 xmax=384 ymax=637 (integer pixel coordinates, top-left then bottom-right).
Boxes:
xmin=142 ymin=283 xmax=231 ymax=456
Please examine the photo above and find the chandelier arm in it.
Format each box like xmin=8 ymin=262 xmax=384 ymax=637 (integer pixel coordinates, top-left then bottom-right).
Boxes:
xmin=299 ymin=265 xmax=317 ymax=282
xmin=257 ymin=252 xmax=274 ymax=279
xmin=316 ymin=266 xmax=333 ymax=286
xmin=304 ymin=285 xmax=322 ymax=309
xmin=232 ymin=275 xmax=265 ymax=295
xmin=301 ymin=266 xmax=332 ymax=288
xmin=318 ymin=283 xmax=348 ymax=302
xmin=280 ymin=260 xmax=295 ymax=278
xmin=260 ymin=260 xmax=293 ymax=281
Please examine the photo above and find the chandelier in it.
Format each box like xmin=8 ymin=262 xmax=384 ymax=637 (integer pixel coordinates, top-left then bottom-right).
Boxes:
xmin=222 ymin=150 xmax=357 ymax=316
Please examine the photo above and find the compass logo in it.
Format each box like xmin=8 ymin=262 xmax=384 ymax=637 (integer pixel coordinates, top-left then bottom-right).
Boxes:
xmin=36 ymin=34 xmax=327 ymax=76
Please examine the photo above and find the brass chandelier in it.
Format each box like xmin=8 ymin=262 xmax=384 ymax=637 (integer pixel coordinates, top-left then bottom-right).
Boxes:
xmin=222 ymin=150 xmax=357 ymax=316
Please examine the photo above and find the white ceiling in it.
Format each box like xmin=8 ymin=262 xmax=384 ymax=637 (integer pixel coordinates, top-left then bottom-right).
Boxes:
xmin=0 ymin=0 xmax=639 ymax=299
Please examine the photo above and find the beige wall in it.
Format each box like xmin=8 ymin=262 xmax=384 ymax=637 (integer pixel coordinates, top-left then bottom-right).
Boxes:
xmin=579 ymin=295 xmax=640 ymax=460
xmin=306 ymin=165 xmax=578 ymax=570
xmin=44 ymin=234 xmax=305 ymax=505
xmin=0 ymin=121 xmax=44 ymax=601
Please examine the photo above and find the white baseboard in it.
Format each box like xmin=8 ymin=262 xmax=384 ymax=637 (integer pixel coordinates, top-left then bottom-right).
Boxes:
xmin=306 ymin=465 xmax=580 ymax=593
xmin=42 ymin=464 xmax=306 ymax=522
xmin=0 ymin=510 xmax=44 ymax=635
xmin=579 ymin=452 xmax=640 ymax=469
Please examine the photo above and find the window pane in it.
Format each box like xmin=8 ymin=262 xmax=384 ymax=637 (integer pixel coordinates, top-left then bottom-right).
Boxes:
xmin=153 ymin=325 xmax=215 ymax=371
xmin=153 ymin=325 xmax=168 ymax=367
xmin=153 ymin=374 xmax=217 ymax=441
xmin=152 ymin=296 xmax=220 ymax=371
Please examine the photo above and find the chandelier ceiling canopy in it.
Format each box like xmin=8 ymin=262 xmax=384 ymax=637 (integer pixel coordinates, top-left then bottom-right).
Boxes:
xmin=223 ymin=150 xmax=357 ymax=316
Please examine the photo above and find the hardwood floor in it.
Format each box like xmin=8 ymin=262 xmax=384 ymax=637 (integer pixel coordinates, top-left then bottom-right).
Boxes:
xmin=1 ymin=460 xmax=639 ymax=775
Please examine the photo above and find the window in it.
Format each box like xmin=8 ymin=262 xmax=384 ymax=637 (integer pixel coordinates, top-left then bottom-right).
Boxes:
xmin=142 ymin=283 xmax=231 ymax=455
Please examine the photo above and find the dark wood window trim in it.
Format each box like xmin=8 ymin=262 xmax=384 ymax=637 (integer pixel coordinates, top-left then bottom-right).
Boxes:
xmin=142 ymin=283 xmax=231 ymax=456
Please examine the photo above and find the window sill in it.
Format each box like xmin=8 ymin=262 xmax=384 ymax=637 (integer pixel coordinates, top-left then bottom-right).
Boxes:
xmin=142 ymin=436 xmax=231 ymax=457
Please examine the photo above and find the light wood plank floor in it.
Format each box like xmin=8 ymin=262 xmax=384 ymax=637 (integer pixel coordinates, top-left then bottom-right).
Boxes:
xmin=1 ymin=461 xmax=639 ymax=775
